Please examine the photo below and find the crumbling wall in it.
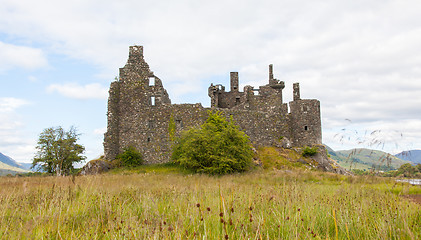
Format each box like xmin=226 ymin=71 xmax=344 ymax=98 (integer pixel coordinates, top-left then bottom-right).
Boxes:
xmin=103 ymin=81 xmax=120 ymax=161
xmin=118 ymin=104 xmax=207 ymax=164
xmin=104 ymin=46 xmax=323 ymax=164
xmin=288 ymin=99 xmax=322 ymax=147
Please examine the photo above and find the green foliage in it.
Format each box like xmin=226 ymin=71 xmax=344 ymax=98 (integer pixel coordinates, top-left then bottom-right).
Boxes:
xmin=259 ymin=147 xmax=305 ymax=170
xmin=394 ymin=163 xmax=421 ymax=178
xmin=32 ymin=126 xmax=85 ymax=176
xmin=172 ymin=111 xmax=253 ymax=174
xmin=168 ymin=114 xmax=176 ymax=142
xmin=115 ymin=146 xmax=143 ymax=168
xmin=302 ymin=146 xmax=318 ymax=157
xmin=351 ymin=169 xmax=369 ymax=176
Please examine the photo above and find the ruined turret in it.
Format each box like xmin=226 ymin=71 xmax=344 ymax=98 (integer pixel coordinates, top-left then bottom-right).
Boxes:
xmin=104 ymin=46 xmax=322 ymax=163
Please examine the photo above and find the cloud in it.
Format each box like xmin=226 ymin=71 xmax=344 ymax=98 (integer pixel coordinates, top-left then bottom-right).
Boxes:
xmin=0 ymin=41 xmax=48 ymax=72
xmin=0 ymin=98 xmax=34 ymax=163
xmin=47 ymin=83 xmax=108 ymax=100
xmin=1 ymin=0 xmax=421 ymax=154
xmin=0 ymin=97 xmax=29 ymax=112
xmin=324 ymin=119 xmax=421 ymax=154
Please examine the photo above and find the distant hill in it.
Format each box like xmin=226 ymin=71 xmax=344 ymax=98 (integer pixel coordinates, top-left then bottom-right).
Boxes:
xmin=0 ymin=152 xmax=30 ymax=176
xmin=0 ymin=161 xmax=29 ymax=176
xmin=18 ymin=162 xmax=33 ymax=170
xmin=395 ymin=150 xmax=421 ymax=164
xmin=0 ymin=152 xmax=21 ymax=168
xmin=326 ymin=147 xmax=413 ymax=171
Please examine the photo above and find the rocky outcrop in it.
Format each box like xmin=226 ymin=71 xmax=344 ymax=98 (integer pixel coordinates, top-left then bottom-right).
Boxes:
xmin=304 ymin=145 xmax=349 ymax=175
xmin=79 ymin=159 xmax=111 ymax=175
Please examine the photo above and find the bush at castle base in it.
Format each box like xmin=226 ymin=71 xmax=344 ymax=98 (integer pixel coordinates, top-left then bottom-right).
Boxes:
xmin=172 ymin=111 xmax=253 ymax=174
xmin=114 ymin=146 xmax=143 ymax=168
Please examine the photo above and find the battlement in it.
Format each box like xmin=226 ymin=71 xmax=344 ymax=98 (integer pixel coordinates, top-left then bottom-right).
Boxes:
xmin=104 ymin=46 xmax=322 ymax=163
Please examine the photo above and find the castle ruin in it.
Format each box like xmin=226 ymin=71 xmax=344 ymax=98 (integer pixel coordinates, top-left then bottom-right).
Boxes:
xmin=104 ymin=46 xmax=322 ymax=163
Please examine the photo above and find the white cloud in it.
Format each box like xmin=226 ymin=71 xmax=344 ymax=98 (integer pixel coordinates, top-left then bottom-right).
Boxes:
xmin=47 ymin=83 xmax=108 ymax=100
xmin=0 ymin=41 xmax=48 ymax=72
xmin=324 ymin=119 xmax=421 ymax=154
xmin=1 ymin=0 xmax=421 ymax=154
xmin=0 ymin=97 xmax=29 ymax=112
xmin=0 ymin=98 xmax=34 ymax=163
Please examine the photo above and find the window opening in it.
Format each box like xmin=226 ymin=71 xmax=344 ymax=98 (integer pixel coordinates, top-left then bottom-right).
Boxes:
xmin=148 ymin=120 xmax=155 ymax=129
xmin=147 ymin=137 xmax=151 ymax=142
xmin=235 ymin=97 xmax=240 ymax=105
xmin=151 ymin=96 xmax=155 ymax=106
xmin=304 ymin=126 xmax=308 ymax=131
xmin=149 ymin=77 xmax=155 ymax=86
xmin=176 ymin=119 xmax=183 ymax=128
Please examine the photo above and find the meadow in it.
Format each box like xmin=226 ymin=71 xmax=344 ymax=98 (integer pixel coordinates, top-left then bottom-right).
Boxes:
xmin=0 ymin=167 xmax=420 ymax=239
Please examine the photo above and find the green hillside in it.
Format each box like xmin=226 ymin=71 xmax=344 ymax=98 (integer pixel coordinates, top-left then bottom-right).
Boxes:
xmin=0 ymin=162 xmax=29 ymax=176
xmin=327 ymin=147 xmax=412 ymax=171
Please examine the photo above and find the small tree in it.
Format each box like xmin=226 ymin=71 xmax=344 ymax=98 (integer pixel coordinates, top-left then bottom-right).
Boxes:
xmin=32 ymin=126 xmax=85 ymax=176
xmin=397 ymin=163 xmax=416 ymax=177
xmin=114 ymin=146 xmax=143 ymax=168
xmin=172 ymin=111 xmax=253 ymax=174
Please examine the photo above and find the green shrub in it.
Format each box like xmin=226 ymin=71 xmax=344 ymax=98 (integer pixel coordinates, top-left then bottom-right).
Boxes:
xmin=302 ymin=146 xmax=318 ymax=157
xmin=115 ymin=146 xmax=143 ymax=168
xmin=172 ymin=111 xmax=253 ymax=174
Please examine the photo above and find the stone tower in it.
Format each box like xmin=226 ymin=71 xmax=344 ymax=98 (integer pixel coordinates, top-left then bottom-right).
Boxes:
xmin=104 ymin=46 xmax=322 ymax=163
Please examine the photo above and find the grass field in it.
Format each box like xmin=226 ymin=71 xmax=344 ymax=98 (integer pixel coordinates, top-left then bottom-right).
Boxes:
xmin=0 ymin=167 xmax=420 ymax=239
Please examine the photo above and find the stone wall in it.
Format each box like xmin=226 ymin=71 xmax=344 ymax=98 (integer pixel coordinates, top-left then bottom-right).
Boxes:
xmin=104 ymin=46 xmax=323 ymax=164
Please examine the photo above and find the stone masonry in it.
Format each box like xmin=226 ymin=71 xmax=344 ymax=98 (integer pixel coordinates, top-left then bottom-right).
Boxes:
xmin=104 ymin=46 xmax=322 ymax=164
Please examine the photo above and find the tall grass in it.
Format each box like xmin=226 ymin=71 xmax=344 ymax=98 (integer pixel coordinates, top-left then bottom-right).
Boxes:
xmin=0 ymin=170 xmax=420 ymax=239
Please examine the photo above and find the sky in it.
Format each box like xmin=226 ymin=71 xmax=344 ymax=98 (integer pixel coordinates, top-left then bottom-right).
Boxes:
xmin=1 ymin=0 xmax=421 ymax=164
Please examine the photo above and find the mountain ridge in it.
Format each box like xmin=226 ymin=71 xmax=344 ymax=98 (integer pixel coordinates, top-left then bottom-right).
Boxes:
xmin=326 ymin=146 xmax=413 ymax=171
xmin=0 ymin=152 xmax=30 ymax=175
xmin=395 ymin=150 xmax=421 ymax=164
xmin=0 ymin=152 xmax=22 ymax=168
